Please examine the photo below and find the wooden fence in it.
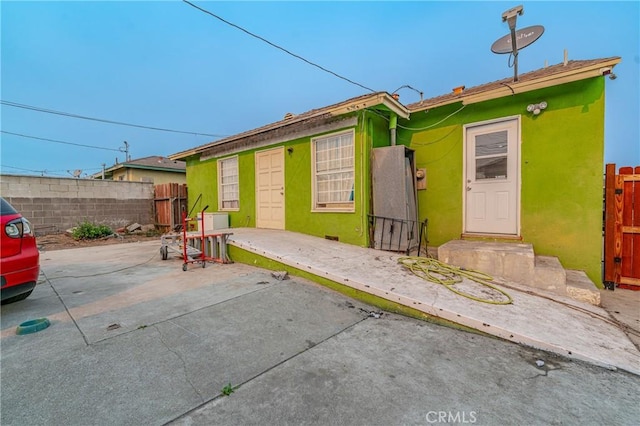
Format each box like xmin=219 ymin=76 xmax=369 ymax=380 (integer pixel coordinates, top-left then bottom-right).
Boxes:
xmin=154 ymin=183 xmax=187 ymax=233
xmin=604 ymin=164 xmax=640 ymax=290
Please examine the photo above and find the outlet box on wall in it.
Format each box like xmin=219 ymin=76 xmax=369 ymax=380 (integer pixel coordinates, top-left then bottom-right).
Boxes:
xmin=416 ymin=168 xmax=427 ymax=190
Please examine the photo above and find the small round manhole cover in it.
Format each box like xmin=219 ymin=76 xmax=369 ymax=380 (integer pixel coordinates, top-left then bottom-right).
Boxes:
xmin=16 ymin=318 xmax=51 ymax=335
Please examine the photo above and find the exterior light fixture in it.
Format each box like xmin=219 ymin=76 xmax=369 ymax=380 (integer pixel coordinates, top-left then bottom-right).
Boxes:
xmin=526 ymin=101 xmax=547 ymax=115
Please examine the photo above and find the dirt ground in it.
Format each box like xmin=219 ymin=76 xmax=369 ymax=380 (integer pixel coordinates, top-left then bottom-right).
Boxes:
xmin=37 ymin=233 xmax=161 ymax=251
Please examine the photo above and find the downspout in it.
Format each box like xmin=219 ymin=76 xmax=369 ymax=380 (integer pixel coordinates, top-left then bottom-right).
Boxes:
xmin=389 ymin=113 xmax=398 ymax=146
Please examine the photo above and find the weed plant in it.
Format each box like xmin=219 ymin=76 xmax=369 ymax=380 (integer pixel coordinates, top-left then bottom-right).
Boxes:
xmin=72 ymin=221 xmax=113 ymax=240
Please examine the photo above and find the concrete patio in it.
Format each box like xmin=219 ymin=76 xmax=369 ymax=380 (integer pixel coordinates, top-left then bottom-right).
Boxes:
xmin=2 ymin=239 xmax=638 ymax=425
xmin=226 ymin=228 xmax=640 ymax=375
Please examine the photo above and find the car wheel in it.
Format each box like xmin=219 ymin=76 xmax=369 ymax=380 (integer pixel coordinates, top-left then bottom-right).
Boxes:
xmin=182 ymin=263 xmax=188 ymax=271
xmin=1 ymin=289 xmax=34 ymax=305
xmin=160 ymin=246 xmax=168 ymax=260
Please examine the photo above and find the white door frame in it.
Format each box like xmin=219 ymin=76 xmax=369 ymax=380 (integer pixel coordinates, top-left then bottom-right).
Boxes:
xmin=462 ymin=115 xmax=521 ymax=236
xmin=255 ymin=146 xmax=285 ymax=230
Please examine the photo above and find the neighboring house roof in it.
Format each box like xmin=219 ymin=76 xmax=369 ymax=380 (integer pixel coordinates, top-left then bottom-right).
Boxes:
xmin=170 ymin=92 xmax=409 ymax=161
xmin=109 ymin=156 xmax=186 ymax=173
xmin=406 ymin=57 xmax=621 ymax=111
xmin=91 ymin=156 xmax=186 ymax=179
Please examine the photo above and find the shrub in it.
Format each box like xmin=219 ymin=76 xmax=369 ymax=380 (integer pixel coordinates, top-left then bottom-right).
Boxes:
xmin=72 ymin=221 xmax=113 ymax=240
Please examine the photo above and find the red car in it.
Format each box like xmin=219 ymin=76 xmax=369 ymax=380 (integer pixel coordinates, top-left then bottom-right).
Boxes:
xmin=1 ymin=197 xmax=40 ymax=304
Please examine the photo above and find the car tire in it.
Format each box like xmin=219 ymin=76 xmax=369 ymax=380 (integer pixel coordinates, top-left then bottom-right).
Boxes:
xmin=1 ymin=289 xmax=33 ymax=305
xmin=160 ymin=246 xmax=168 ymax=260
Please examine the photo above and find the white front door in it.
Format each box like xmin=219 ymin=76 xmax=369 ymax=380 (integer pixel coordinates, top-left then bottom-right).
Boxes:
xmin=255 ymin=147 xmax=285 ymax=229
xmin=464 ymin=118 xmax=519 ymax=235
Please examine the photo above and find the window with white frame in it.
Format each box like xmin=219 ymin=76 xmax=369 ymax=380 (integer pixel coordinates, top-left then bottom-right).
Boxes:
xmin=312 ymin=131 xmax=355 ymax=211
xmin=218 ymin=156 xmax=239 ymax=210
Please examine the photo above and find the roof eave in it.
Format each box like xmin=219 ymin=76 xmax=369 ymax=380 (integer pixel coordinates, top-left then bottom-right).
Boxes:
xmin=169 ymin=149 xmax=198 ymax=161
xmin=168 ymin=109 xmax=335 ymax=161
xmin=105 ymin=164 xmax=124 ymax=173
xmin=462 ymin=59 xmax=621 ymax=106
xmin=326 ymin=93 xmax=410 ymax=119
xmin=105 ymin=163 xmax=185 ymax=173
xmin=411 ymin=57 xmax=621 ymax=111
xmin=169 ymin=93 xmax=410 ymax=161
xmin=121 ymin=164 xmax=185 ymax=173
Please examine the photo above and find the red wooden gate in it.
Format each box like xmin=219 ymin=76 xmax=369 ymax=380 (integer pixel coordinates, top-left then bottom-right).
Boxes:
xmin=154 ymin=183 xmax=187 ymax=233
xmin=604 ymin=164 xmax=640 ymax=290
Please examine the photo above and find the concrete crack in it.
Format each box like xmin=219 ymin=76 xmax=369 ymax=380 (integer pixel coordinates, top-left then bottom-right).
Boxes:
xmin=166 ymin=315 xmax=370 ymax=425
xmin=154 ymin=325 xmax=205 ymax=403
xmin=42 ymin=270 xmax=90 ymax=346
xmin=432 ymin=289 xmax=440 ymax=307
xmin=525 ymin=371 xmax=548 ymax=379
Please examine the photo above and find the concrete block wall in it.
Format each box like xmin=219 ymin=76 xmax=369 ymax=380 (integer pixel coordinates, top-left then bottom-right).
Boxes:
xmin=0 ymin=174 xmax=154 ymax=235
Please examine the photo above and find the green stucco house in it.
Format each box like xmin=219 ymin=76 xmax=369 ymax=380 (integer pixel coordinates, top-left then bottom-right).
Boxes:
xmin=170 ymin=56 xmax=620 ymax=287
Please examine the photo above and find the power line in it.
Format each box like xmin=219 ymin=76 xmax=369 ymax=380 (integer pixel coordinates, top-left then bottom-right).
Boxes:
xmin=182 ymin=0 xmax=377 ymax=93
xmin=1 ymin=130 xmax=121 ymax=152
xmin=1 ymin=164 xmax=101 ymax=176
xmin=1 ymin=164 xmax=101 ymax=173
xmin=0 ymin=100 xmax=227 ymax=138
xmin=396 ymin=105 xmax=467 ymax=131
xmin=1 ymin=165 xmax=47 ymax=173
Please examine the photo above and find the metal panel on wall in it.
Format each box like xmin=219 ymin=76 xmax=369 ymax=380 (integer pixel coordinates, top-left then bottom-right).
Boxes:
xmin=371 ymin=145 xmax=418 ymax=252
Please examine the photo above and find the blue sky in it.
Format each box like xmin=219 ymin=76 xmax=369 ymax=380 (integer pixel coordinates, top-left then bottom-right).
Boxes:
xmin=1 ymin=1 xmax=638 ymax=177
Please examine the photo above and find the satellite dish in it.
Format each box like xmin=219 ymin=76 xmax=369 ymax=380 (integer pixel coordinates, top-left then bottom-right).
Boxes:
xmin=491 ymin=25 xmax=545 ymax=54
xmin=73 ymin=169 xmax=82 ymax=178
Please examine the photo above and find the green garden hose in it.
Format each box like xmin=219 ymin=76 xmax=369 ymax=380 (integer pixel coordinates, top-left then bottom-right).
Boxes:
xmin=398 ymin=256 xmax=513 ymax=305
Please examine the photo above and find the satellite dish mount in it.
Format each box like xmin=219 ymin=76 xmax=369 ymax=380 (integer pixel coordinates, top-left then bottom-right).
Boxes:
xmin=502 ymin=5 xmax=523 ymax=30
xmin=491 ymin=5 xmax=544 ymax=83
xmin=503 ymin=5 xmax=523 ymax=81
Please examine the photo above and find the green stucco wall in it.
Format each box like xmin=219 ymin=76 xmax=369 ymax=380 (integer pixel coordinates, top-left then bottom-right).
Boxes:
xmin=185 ymin=111 xmax=392 ymax=248
xmin=399 ymin=78 xmax=607 ymax=285
xmin=186 ymin=78 xmax=607 ymax=285
xmin=185 ymin=156 xmax=218 ymax=213
xmin=281 ymin=126 xmax=366 ymax=245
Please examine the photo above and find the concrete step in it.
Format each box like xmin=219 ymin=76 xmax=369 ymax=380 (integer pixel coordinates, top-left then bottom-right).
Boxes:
xmin=532 ymin=255 xmax=567 ymax=292
xmin=566 ymin=270 xmax=601 ymax=306
xmin=437 ymin=241 xmax=600 ymax=306
xmin=437 ymin=240 xmax=535 ymax=284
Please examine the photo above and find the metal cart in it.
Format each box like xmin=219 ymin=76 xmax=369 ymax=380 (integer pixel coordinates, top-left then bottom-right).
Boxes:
xmin=160 ymin=207 xmax=233 ymax=271
xmin=159 ymin=233 xmax=201 ymax=262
